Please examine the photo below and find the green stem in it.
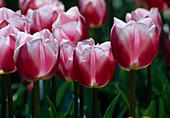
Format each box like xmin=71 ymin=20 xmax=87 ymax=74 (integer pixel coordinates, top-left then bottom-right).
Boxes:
xmin=1 ymin=75 xmax=6 ymax=118
xmin=80 ymin=84 xmax=84 ymax=118
xmin=92 ymin=88 xmax=98 ymax=118
xmin=74 ymin=81 xmax=78 ymax=118
xmin=147 ymin=66 xmax=151 ymax=104
xmin=33 ymin=81 xmax=39 ymax=118
xmin=6 ymin=74 xmax=13 ymax=118
xmin=94 ymin=28 xmax=99 ymax=43
xmin=129 ymin=70 xmax=136 ymax=118
xmin=51 ymin=76 xmax=56 ymax=108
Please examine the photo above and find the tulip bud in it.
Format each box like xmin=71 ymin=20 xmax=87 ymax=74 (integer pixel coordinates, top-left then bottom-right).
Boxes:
xmin=0 ymin=0 xmax=5 ymax=8
xmin=79 ymin=0 xmax=108 ymax=28
xmin=0 ymin=24 xmax=19 ymax=74
xmin=0 ymin=8 xmax=30 ymax=33
xmin=52 ymin=6 xmax=89 ymax=44
xmin=73 ymin=38 xmax=115 ymax=88
xmin=19 ymin=0 xmax=64 ymax=15
xmin=134 ymin=0 xmax=168 ymax=10
xmin=126 ymin=8 xmax=162 ymax=34
xmin=110 ymin=18 xmax=159 ymax=70
xmin=27 ymin=4 xmax=64 ymax=34
xmin=14 ymin=29 xmax=59 ymax=81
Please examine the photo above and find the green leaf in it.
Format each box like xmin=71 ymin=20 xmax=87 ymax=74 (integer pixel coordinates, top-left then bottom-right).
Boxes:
xmin=117 ymin=109 xmax=126 ymax=118
xmin=158 ymin=97 xmax=168 ymax=118
xmin=103 ymin=93 xmax=120 ymax=118
xmin=162 ymin=84 xmax=170 ymax=112
xmin=143 ymin=100 xmax=156 ymax=118
xmin=64 ymin=99 xmax=73 ymax=117
xmin=56 ymin=82 xmax=70 ymax=107
xmin=46 ymin=96 xmax=58 ymax=118
xmin=115 ymin=84 xmax=129 ymax=110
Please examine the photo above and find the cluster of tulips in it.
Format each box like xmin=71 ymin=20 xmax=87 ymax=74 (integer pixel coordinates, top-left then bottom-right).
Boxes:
xmin=0 ymin=0 xmax=167 ymax=118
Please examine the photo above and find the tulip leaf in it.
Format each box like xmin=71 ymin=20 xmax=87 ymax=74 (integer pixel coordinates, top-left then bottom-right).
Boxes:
xmin=158 ymin=97 xmax=168 ymax=118
xmin=117 ymin=109 xmax=126 ymax=118
xmin=143 ymin=100 xmax=156 ymax=118
xmin=103 ymin=93 xmax=120 ymax=118
xmin=56 ymin=82 xmax=70 ymax=107
xmin=64 ymin=99 xmax=73 ymax=117
xmin=162 ymin=85 xmax=170 ymax=112
xmin=115 ymin=84 xmax=129 ymax=110
xmin=46 ymin=96 xmax=58 ymax=118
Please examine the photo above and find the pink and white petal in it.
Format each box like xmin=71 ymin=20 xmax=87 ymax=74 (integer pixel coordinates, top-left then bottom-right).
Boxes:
xmin=73 ymin=50 xmax=91 ymax=87
xmin=14 ymin=43 xmax=39 ymax=81
xmin=95 ymin=54 xmax=115 ymax=87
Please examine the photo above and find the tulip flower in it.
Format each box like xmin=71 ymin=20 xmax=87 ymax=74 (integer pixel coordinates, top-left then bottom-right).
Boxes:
xmin=19 ymin=0 xmax=64 ymax=15
xmin=56 ymin=40 xmax=76 ymax=82
xmin=0 ymin=8 xmax=30 ymax=33
xmin=79 ymin=0 xmax=108 ymax=28
xmin=27 ymin=4 xmax=64 ymax=34
xmin=134 ymin=0 xmax=168 ymax=10
xmin=0 ymin=0 xmax=5 ymax=7
xmin=126 ymin=8 xmax=162 ymax=34
xmin=73 ymin=38 xmax=115 ymax=88
xmin=0 ymin=24 xmax=19 ymax=74
xmin=110 ymin=17 xmax=159 ymax=70
xmin=52 ymin=6 xmax=89 ymax=44
xmin=14 ymin=29 xmax=59 ymax=81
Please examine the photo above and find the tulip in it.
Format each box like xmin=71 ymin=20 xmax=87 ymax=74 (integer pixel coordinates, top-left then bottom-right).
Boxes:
xmin=52 ymin=6 xmax=89 ymax=44
xmin=73 ymin=38 xmax=115 ymax=88
xmin=19 ymin=0 xmax=64 ymax=15
xmin=27 ymin=4 xmax=64 ymax=34
xmin=0 ymin=8 xmax=30 ymax=33
xmin=0 ymin=0 xmax=5 ymax=7
xmin=111 ymin=17 xmax=159 ymax=70
xmin=0 ymin=24 xmax=19 ymax=74
xmin=14 ymin=29 xmax=59 ymax=81
xmin=126 ymin=8 xmax=162 ymax=34
xmin=134 ymin=0 xmax=168 ymax=10
xmin=56 ymin=39 xmax=76 ymax=82
xmin=79 ymin=0 xmax=108 ymax=28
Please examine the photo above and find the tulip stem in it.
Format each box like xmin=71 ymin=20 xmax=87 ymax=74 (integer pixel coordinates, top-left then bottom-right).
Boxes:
xmin=51 ymin=76 xmax=56 ymax=108
xmin=6 ymin=74 xmax=13 ymax=118
xmin=92 ymin=88 xmax=98 ymax=118
xmin=94 ymin=28 xmax=99 ymax=43
xmin=147 ymin=66 xmax=151 ymax=104
xmin=33 ymin=80 xmax=39 ymax=118
xmin=1 ymin=75 xmax=6 ymax=118
xmin=129 ymin=70 xmax=136 ymax=118
xmin=80 ymin=84 xmax=84 ymax=118
xmin=74 ymin=81 xmax=78 ymax=118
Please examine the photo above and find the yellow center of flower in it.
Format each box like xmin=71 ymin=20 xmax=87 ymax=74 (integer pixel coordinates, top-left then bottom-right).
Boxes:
xmin=130 ymin=63 xmax=139 ymax=70
xmin=65 ymin=77 xmax=72 ymax=82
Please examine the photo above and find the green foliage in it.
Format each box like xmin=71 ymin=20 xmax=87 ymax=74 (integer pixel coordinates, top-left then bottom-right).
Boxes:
xmin=103 ymin=93 xmax=120 ymax=118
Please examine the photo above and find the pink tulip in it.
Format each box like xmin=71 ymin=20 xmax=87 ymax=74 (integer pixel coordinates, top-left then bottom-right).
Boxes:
xmin=27 ymin=4 xmax=64 ymax=34
xmin=126 ymin=8 xmax=162 ymax=34
xmin=73 ymin=38 xmax=115 ymax=88
xmin=14 ymin=29 xmax=60 ymax=81
xmin=19 ymin=0 xmax=64 ymax=15
xmin=134 ymin=0 xmax=168 ymax=10
xmin=110 ymin=18 xmax=159 ymax=70
xmin=52 ymin=6 xmax=89 ymax=44
xmin=0 ymin=24 xmax=19 ymax=74
xmin=0 ymin=8 xmax=30 ymax=33
xmin=56 ymin=40 xmax=76 ymax=82
xmin=79 ymin=0 xmax=108 ymax=28
xmin=0 ymin=0 xmax=5 ymax=8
